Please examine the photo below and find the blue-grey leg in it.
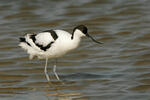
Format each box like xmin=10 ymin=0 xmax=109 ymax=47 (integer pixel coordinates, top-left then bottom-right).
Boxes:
xmin=44 ymin=57 xmax=50 ymax=81
xmin=53 ymin=59 xmax=60 ymax=80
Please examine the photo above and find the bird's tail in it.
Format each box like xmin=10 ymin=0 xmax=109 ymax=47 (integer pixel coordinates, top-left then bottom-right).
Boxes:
xmin=19 ymin=37 xmax=35 ymax=59
xmin=19 ymin=37 xmax=26 ymax=42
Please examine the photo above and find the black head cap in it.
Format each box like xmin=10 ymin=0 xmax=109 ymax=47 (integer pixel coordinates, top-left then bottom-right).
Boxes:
xmin=71 ymin=25 xmax=103 ymax=44
xmin=71 ymin=25 xmax=89 ymax=39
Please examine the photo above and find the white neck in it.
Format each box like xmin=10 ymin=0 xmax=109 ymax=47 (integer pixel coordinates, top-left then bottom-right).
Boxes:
xmin=66 ymin=29 xmax=84 ymax=51
xmin=72 ymin=29 xmax=85 ymax=39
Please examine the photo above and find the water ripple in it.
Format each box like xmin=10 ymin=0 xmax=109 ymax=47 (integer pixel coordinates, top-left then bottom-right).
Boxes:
xmin=0 ymin=0 xmax=150 ymax=100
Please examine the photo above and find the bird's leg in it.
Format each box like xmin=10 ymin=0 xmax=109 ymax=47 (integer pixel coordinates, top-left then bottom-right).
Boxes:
xmin=44 ymin=57 xmax=50 ymax=81
xmin=53 ymin=59 xmax=60 ymax=80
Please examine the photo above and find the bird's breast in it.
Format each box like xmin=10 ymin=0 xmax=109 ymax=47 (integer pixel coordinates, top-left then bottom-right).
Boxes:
xmin=44 ymin=30 xmax=81 ymax=58
xmin=48 ymin=37 xmax=80 ymax=57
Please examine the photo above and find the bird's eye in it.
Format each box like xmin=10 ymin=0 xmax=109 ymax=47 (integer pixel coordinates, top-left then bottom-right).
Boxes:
xmin=83 ymin=29 xmax=87 ymax=34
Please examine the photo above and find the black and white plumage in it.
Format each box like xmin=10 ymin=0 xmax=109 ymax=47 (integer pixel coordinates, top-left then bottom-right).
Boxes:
xmin=19 ymin=25 xmax=102 ymax=81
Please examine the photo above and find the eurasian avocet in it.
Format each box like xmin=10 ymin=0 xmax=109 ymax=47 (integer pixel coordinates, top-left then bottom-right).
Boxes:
xmin=19 ymin=25 xmax=102 ymax=81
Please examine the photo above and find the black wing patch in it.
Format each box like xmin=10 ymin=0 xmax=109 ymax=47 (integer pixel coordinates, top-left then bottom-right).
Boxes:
xmin=35 ymin=41 xmax=54 ymax=51
xmin=30 ymin=34 xmax=36 ymax=43
xmin=30 ymin=30 xmax=58 ymax=51
xmin=43 ymin=30 xmax=58 ymax=40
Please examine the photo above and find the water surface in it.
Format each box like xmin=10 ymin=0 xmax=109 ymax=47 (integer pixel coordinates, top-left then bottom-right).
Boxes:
xmin=0 ymin=0 xmax=150 ymax=100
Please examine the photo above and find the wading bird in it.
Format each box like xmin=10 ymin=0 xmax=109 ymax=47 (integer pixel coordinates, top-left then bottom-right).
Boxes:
xmin=19 ymin=25 xmax=102 ymax=81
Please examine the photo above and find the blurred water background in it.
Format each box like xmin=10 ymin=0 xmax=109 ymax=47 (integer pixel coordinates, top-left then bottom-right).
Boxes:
xmin=0 ymin=0 xmax=150 ymax=100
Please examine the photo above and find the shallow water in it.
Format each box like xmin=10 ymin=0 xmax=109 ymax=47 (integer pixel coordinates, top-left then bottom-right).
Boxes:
xmin=0 ymin=0 xmax=150 ymax=100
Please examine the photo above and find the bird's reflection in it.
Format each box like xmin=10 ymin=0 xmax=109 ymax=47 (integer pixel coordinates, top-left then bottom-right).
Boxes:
xmin=43 ymin=80 xmax=86 ymax=100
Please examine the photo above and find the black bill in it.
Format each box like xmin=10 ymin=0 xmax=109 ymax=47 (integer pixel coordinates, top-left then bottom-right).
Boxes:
xmin=86 ymin=34 xmax=103 ymax=44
